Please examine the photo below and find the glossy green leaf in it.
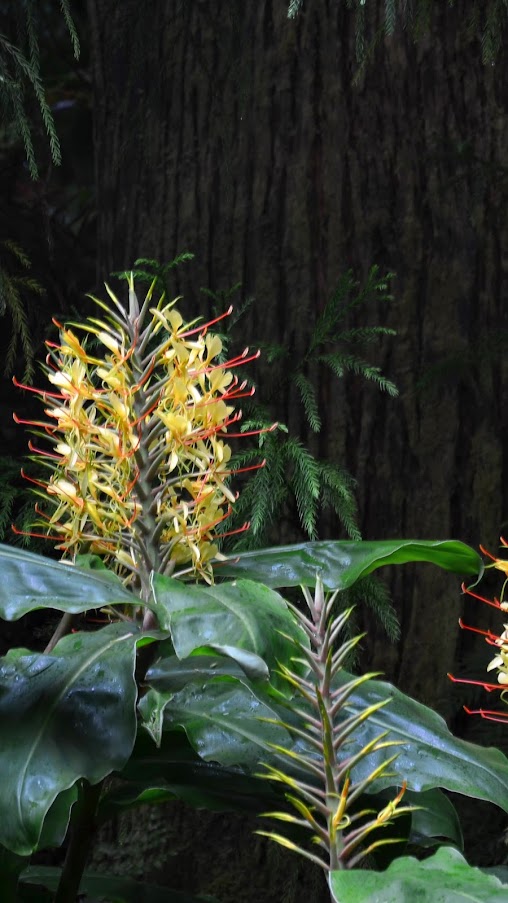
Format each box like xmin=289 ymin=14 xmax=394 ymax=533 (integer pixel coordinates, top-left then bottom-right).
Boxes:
xmin=145 ymin=678 xmax=291 ymax=768
xmin=329 ymin=846 xmax=508 ymax=902
xmin=20 ymin=867 xmax=218 ymax=902
xmin=407 ymin=789 xmax=463 ymax=849
xmin=100 ymin=729 xmax=283 ymax=818
xmin=0 ymin=844 xmax=28 ymax=901
xmin=0 ymin=544 xmax=141 ymax=619
xmin=151 ymin=576 xmax=306 ymax=691
xmin=0 ymin=623 xmax=140 ymax=854
xmin=325 ymin=670 xmax=508 ymax=811
xmin=147 ymin=665 xmax=508 ymax=815
xmin=218 ymin=539 xmax=482 ymax=589
xmin=36 ymin=787 xmax=78 ymax=850
xmin=146 ymin=653 xmax=267 ymax=692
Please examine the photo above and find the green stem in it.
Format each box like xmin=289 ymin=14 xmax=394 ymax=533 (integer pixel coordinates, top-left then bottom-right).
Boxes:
xmin=54 ymin=780 xmax=102 ymax=903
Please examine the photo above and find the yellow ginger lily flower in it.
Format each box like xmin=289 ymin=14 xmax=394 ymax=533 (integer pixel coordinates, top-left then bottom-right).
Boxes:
xmin=15 ymin=279 xmax=267 ymax=589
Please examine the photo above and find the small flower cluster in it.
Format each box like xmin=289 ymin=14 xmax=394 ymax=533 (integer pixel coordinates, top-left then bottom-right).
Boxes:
xmin=449 ymin=538 xmax=508 ymax=723
xmin=15 ymin=279 xmax=267 ymax=586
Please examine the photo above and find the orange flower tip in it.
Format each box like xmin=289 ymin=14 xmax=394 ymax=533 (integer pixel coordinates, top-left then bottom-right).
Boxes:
xmin=52 ymin=318 xmax=63 ymax=328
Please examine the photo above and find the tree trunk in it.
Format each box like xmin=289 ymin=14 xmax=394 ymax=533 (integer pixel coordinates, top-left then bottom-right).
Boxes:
xmin=87 ymin=0 xmax=508 ymax=884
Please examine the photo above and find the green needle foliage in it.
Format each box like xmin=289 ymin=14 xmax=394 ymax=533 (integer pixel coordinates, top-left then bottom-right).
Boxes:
xmin=288 ymin=0 xmax=508 ymax=66
xmin=0 ymin=0 xmax=80 ymax=178
xmin=210 ymin=266 xmax=396 ymax=549
xmin=0 ymin=238 xmax=44 ymax=383
xmin=257 ymin=577 xmax=414 ymax=875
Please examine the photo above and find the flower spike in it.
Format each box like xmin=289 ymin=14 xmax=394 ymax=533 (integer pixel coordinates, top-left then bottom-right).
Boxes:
xmin=14 ymin=281 xmax=264 ymax=591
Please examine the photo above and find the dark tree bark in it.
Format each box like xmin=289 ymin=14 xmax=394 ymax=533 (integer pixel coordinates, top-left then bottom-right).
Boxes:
xmin=89 ymin=0 xmax=508 ymax=706
xmin=87 ymin=0 xmax=508 ymax=883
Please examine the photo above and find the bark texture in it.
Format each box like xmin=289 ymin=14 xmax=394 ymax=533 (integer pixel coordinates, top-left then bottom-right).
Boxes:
xmin=87 ymin=0 xmax=508 ymax=885
xmin=89 ymin=0 xmax=508 ymax=707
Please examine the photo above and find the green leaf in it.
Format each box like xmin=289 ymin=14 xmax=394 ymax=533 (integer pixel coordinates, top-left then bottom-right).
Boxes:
xmin=218 ymin=539 xmax=483 ymax=589
xmin=148 ymin=679 xmax=291 ymax=769
xmin=146 ymin=653 xmax=268 ymax=692
xmin=0 ymin=623 xmax=140 ymax=854
xmin=100 ymin=729 xmax=284 ymax=819
xmin=326 ymin=670 xmax=508 ymax=812
xmin=151 ymin=576 xmax=307 ymax=691
xmin=0 ymin=544 xmax=141 ymax=619
xmin=329 ymin=846 xmax=508 ymax=902
xmin=407 ymin=789 xmax=463 ymax=850
xmin=20 ymin=867 xmax=218 ymax=902
xmin=0 ymin=844 xmax=28 ymax=900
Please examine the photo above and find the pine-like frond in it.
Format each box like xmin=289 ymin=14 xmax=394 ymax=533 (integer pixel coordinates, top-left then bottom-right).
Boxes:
xmin=319 ymin=352 xmax=398 ymax=396
xmin=0 ymin=240 xmax=44 ymax=382
xmin=346 ymin=574 xmax=401 ymax=643
xmin=293 ymin=372 xmax=321 ymax=433
xmin=230 ymin=435 xmax=288 ymax=549
xmin=285 ymin=438 xmax=321 ymax=539
xmin=287 ymin=0 xmax=304 ymax=19
xmin=288 ymin=1 xmax=508 ymax=66
xmin=336 ymin=326 xmax=396 ymax=345
xmin=318 ymin=461 xmax=361 ymax=540
xmin=308 ymin=271 xmax=358 ymax=355
xmin=0 ymin=2 xmax=80 ymax=177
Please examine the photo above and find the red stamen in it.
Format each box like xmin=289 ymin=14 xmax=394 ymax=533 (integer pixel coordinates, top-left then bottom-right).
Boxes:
xmin=11 ymin=524 xmax=58 ymax=542
xmin=198 ymin=348 xmax=261 ymax=375
xmin=458 ymin=619 xmax=501 ymax=645
xmin=178 ymin=306 xmax=234 ymax=339
xmin=13 ymin=413 xmax=52 ymax=429
xmin=28 ymin=440 xmax=62 ymax=460
xmin=448 ymin=673 xmax=500 ymax=692
xmin=226 ymin=459 xmax=266 ymax=477
xmin=226 ymin=422 xmax=279 ymax=439
xmin=12 ymin=376 xmax=63 ymax=400
xmin=218 ymin=520 xmax=251 ymax=539
xmin=21 ymin=469 xmax=50 ymax=490
xmin=464 ymin=706 xmax=508 ymax=723
xmin=461 ymin=582 xmax=502 ymax=610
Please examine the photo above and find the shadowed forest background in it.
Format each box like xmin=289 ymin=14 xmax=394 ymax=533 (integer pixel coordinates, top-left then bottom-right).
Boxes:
xmin=1 ymin=1 xmax=508 ymax=899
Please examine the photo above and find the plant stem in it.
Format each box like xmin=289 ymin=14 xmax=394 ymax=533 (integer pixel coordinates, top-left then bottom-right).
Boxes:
xmin=44 ymin=612 xmax=75 ymax=653
xmin=54 ymin=780 xmax=102 ymax=903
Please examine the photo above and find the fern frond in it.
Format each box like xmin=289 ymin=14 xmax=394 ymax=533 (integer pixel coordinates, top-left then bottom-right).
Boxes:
xmin=0 ymin=240 xmax=43 ymax=382
xmin=308 ymin=271 xmax=357 ymax=354
xmin=336 ymin=326 xmax=396 ymax=345
xmin=293 ymin=372 xmax=321 ymax=433
xmin=285 ymin=438 xmax=321 ymax=539
xmin=319 ymin=352 xmax=398 ymax=396
xmin=3 ymin=240 xmax=31 ymax=269
xmin=287 ymin=0 xmax=304 ymax=18
xmin=0 ymin=1 xmax=80 ymax=177
xmin=345 ymin=574 xmax=400 ymax=643
xmin=385 ymin=0 xmax=397 ymax=35
xmin=318 ymin=461 xmax=361 ymax=540
xmin=257 ymin=342 xmax=289 ymax=364
xmin=236 ymin=444 xmax=288 ymax=547
xmin=59 ymin=0 xmax=81 ymax=60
